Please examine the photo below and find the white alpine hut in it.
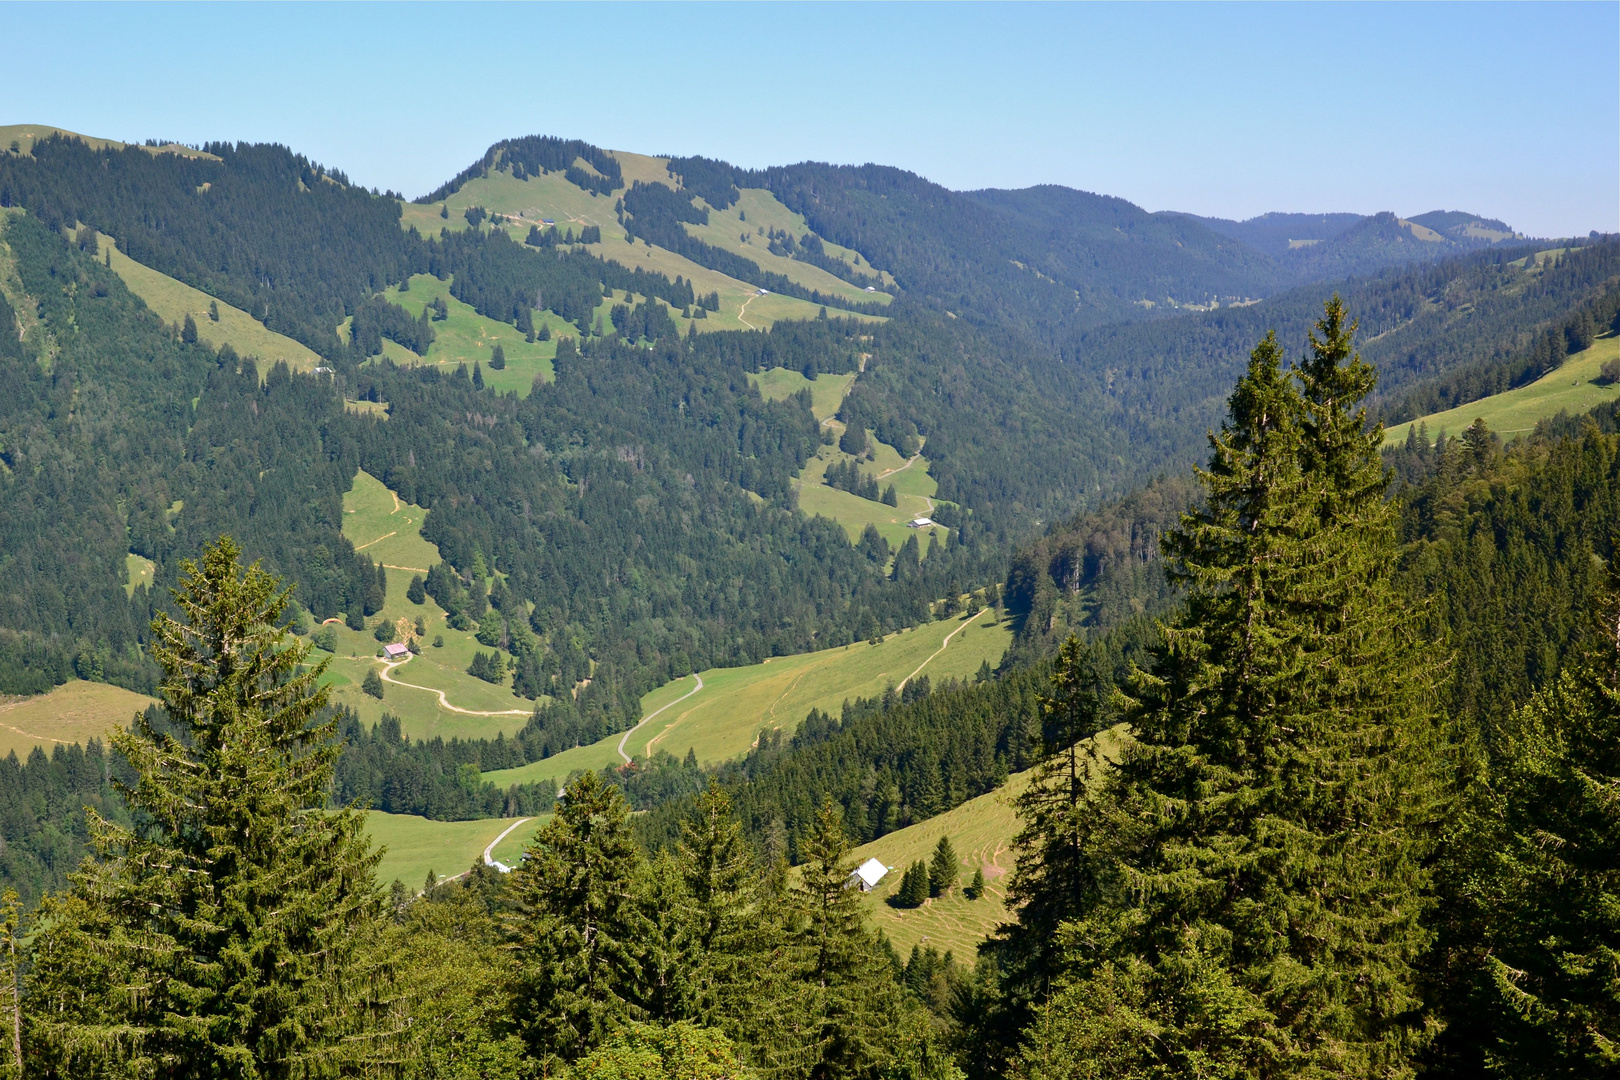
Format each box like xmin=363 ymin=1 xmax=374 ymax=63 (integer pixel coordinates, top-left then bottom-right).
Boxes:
xmin=849 ymin=858 xmax=889 ymax=892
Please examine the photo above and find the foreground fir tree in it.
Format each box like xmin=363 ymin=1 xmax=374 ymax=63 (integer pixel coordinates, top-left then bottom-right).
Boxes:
xmin=506 ymin=770 xmax=650 ymax=1066
xmin=1008 ymin=302 xmax=1446 ymax=1079
xmin=28 ymin=537 xmax=388 ymax=1078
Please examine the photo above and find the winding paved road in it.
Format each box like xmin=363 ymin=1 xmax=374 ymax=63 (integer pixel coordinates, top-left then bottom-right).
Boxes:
xmin=617 ymin=673 xmax=705 ymax=764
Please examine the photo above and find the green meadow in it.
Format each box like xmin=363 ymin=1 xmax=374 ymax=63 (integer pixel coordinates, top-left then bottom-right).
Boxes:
xmin=747 ymin=369 xmax=951 ymax=552
xmin=378 ymin=273 xmax=563 ymax=395
xmin=1385 ymin=332 xmax=1620 ymax=446
xmin=124 ymin=553 xmax=155 ymax=597
xmin=846 ymin=725 xmax=1124 ymax=960
xmin=395 ymin=160 xmax=882 ymax=334
xmin=364 ymin=810 xmax=550 ymax=890
xmin=797 ymin=427 xmax=949 ymax=554
xmin=683 ymin=186 xmax=893 ymax=308
xmin=747 ymin=367 xmax=857 ymax=421
xmin=485 ymin=606 xmax=1010 ymax=789
xmin=317 ymin=471 xmax=541 ymax=743
xmin=0 ymin=680 xmax=155 ymax=760
xmin=100 ymin=232 xmax=323 ymax=372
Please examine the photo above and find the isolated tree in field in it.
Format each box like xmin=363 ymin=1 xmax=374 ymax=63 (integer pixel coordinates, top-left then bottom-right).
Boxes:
xmin=208 ymin=298 xmax=220 ymax=322
xmin=893 ymin=860 xmax=929 ymax=909
xmin=965 ymin=866 xmax=985 ymax=900
xmin=407 ymin=574 xmax=426 ymax=604
xmin=181 ymin=312 xmax=198 ymax=344
xmin=489 ymin=343 xmax=506 ymax=370
xmin=928 ymin=836 xmax=958 ymax=897
xmin=27 ymin=537 xmax=386 ymax=1075
xmin=362 ymin=666 xmax=385 ymax=699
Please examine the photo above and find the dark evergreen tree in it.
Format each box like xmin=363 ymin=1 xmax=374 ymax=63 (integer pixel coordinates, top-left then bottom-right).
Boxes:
xmin=407 ymin=574 xmax=426 ymax=605
xmin=489 ymin=343 xmax=506 ymax=370
xmin=27 ymin=538 xmax=386 ymax=1075
xmin=1426 ymin=571 xmax=1620 ymax=1078
xmin=928 ymin=836 xmax=958 ymax=897
xmin=1000 ymin=303 xmax=1447 ymax=1079
xmin=893 ymin=861 xmax=929 ymax=909
xmin=506 ymin=771 xmax=649 ymax=1066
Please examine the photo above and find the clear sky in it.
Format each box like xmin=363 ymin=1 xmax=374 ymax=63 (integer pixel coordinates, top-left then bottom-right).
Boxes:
xmin=5 ymin=2 xmax=1614 ymax=237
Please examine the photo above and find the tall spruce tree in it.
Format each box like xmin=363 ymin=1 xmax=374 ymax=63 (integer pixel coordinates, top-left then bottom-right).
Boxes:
xmin=745 ymin=797 xmax=907 ymax=1079
xmin=505 ymin=770 xmax=650 ymax=1066
xmin=26 ymin=537 xmax=388 ymax=1077
xmin=1007 ymin=303 xmax=1445 ymax=1079
xmin=677 ymin=783 xmax=761 ymax=1030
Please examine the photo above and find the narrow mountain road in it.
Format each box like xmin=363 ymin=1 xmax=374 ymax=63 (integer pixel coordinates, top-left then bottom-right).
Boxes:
xmin=483 ymin=817 xmax=533 ymax=873
xmin=896 ymin=607 xmax=991 ymax=691
xmin=736 ymin=293 xmax=760 ymax=330
xmin=377 ymin=654 xmax=531 ymax=716
xmin=875 ymin=454 xmax=923 ymax=481
xmin=617 ymin=673 xmax=705 ymax=764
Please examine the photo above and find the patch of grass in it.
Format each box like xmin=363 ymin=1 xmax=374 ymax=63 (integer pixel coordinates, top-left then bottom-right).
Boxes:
xmin=747 ymin=368 xmax=856 ymax=421
xmin=319 ymin=471 xmax=541 ymax=742
xmin=344 ymin=398 xmax=389 ymax=418
xmin=797 ymin=432 xmax=948 ymax=553
xmin=379 ymin=274 xmax=561 ymax=396
xmin=363 ymin=810 xmax=550 ymax=890
xmin=487 ymin=608 xmax=1010 ymax=787
xmin=100 ymin=233 xmax=323 ymax=373
xmin=847 ymin=725 xmax=1125 ymax=961
xmin=0 ymin=680 xmax=155 ymax=760
xmin=124 ymin=553 xmax=154 ymax=597
xmin=683 ymin=187 xmax=892 ymax=307
xmin=398 ymin=167 xmax=884 ymax=335
xmin=1385 ymin=333 xmax=1620 ymax=446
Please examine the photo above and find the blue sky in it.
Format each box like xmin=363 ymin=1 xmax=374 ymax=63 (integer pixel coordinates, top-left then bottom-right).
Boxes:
xmin=6 ymin=2 xmax=1614 ymax=237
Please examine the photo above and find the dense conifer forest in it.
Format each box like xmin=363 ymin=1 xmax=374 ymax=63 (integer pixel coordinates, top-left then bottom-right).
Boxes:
xmin=0 ymin=129 xmax=1615 ymax=1077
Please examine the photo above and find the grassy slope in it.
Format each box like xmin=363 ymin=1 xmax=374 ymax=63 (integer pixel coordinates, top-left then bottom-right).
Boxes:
xmin=317 ymin=470 xmax=541 ymax=742
xmin=124 ymin=553 xmax=155 ymax=597
xmin=748 ymin=368 xmax=856 ymax=421
xmin=749 ymin=368 xmax=948 ymax=553
xmin=379 ymin=273 xmax=562 ymax=396
xmin=98 ymin=232 xmax=323 ymax=372
xmin=397 ymin=161 xmax=881 ymax=334
xmin=1385 ymin=332 xmax=1620 ymax=446
xmin=0 ymin=680 xmax=155 ymax=759
xmin=683 ymin=186 xmax=893 ymax=308
xmin=798 ymin=430 xmax=948 ymax=553
xmin=364 ymin=810 xmax=550 ymax=890
xmin=848 ymin=725 xmax=1125 ymax=960
xmin=486 ymin=607 xmax=1011 ymax=787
